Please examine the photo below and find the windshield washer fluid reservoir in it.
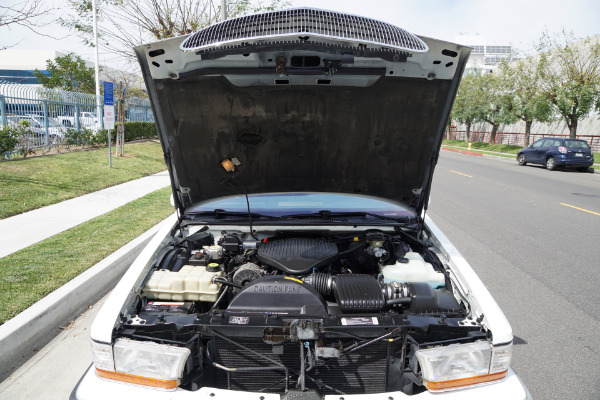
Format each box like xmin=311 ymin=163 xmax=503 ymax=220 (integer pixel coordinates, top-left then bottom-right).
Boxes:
xmin=143 ymin=265 xmax=223 ymax=301
xmin=381 ymin=252 xmax=445 ymax=288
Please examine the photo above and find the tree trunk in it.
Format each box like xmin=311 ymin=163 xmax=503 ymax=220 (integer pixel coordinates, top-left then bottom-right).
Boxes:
xmin=569 ymin=119 xmax=577 ymax=139
xmin=525 ymin=120 xmax=532 ymax=146
xmin=465 ymin=121 xmax=471 ymax=142
xmin=490 ymin=124 xmax=499 ymax=144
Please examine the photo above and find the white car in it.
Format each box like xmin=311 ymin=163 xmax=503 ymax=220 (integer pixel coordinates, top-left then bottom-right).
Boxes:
xmin=8 ymin=114 xmax=65 ymax=142
xmin=71 ymin=8 xmax=531 ymax=400
xmin=55 ymin=111 xmax=100 ymax=130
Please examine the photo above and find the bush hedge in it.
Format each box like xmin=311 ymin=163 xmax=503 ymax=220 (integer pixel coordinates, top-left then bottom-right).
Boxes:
xmin=124 ymin=121 xmax=158 ymax=141
xmin=1 ymin=122 xmax=158 ymax=158
xmin=90 ymin=122 xmax=158 ymax=146
xmin=0 ymin=126 xmax=18 ymax=154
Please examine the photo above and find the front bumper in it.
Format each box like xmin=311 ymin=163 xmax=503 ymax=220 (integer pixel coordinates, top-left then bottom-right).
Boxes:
xmin=71 ymin=365 xmax=532 ymax=400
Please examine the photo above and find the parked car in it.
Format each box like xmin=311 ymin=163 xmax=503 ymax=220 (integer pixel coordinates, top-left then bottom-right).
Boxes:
xmin=517 ymin=137 xmax=594 ymax=171
xmin=6 ymin=114 xmax=65 ymax=142
xmin=55 ymin=111 xmax=100 ymax=130
xmin=71 ymin=8 xmax=531 ymax=400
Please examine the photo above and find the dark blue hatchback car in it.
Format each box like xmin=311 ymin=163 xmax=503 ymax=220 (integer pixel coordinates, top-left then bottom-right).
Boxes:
xmin=517 ymin=137 xmax=594 ymax=171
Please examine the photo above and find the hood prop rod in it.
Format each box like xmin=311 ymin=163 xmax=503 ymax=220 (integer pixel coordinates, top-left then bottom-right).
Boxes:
xmin=165 ymin=150 xmax=185 ymax=237
xmin=224 ymin=178 xmax=259 ymax=240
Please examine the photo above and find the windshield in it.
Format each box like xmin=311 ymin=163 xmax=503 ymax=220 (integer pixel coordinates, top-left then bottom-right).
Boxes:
xmin=186 ymin=193 xmax=415 ymax=218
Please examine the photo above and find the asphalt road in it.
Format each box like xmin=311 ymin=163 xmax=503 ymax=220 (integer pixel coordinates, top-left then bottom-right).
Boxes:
xmin=428 ymin=150 xmax=600 ymax=400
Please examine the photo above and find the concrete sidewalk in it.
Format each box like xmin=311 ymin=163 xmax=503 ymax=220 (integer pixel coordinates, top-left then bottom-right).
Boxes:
xmin=0 ymin=293 xmax=107 ymax=399
xmin=0 ymin=170 xmax=171 ymax=258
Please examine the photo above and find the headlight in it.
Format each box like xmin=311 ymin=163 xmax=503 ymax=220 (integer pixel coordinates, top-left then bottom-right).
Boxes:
xmin=93 ymin=338 xmax=190 ymax=390
xmin=416 ymin=341 xmax=511 ymax=392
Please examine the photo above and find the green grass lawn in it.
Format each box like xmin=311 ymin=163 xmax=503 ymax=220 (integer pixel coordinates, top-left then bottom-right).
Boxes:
xmin=442 ymin=139 xmax=522 ymax=154
xmin=0 ymin=187 xmax=174 ymax=324
xmin=0 ymin=141 xmax=166 ymax=219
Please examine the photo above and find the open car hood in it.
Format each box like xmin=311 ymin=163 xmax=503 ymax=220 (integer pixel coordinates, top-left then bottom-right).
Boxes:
xmin=135 ymin=8 xmax=470 ymax=217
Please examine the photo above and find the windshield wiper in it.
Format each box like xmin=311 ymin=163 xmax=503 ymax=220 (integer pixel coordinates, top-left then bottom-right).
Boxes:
xmin=280 ymin=210 xmax=414 ymax=223
xmin=186 ymin=209 xmax=283 ymax=220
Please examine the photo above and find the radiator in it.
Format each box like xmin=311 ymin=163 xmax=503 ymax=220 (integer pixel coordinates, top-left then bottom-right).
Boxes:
xmin=213 ymin=338 xmax=388 ymax=394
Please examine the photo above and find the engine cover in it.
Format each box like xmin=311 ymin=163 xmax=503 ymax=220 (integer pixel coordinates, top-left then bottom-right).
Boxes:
xmin=256 ymin=238 xmax=338 ymax=274
xmin=226 ymin=275 xmax=327 ymax=315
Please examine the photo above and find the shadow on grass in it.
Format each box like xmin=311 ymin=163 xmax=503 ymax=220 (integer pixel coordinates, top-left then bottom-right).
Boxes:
xmin=0 ymin=175 xmax=88 ymax=192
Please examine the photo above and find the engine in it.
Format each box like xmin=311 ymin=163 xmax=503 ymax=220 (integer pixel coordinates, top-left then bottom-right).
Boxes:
xmin=140 ymin=230 xmax=460 ymax=316
xmin=121 ymin=229 xmax=477 ymax=396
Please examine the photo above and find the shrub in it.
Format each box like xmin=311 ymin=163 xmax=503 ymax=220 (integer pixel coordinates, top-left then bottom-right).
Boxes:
xmin=91 ymin=129 xmax=109 ymax=147
xmin=14 ymin=121 xmax=36 ymax=157
xmin=124 ymin=122 xmax=157 ymax=141
xmin=64 ymin=127 xmax=94 ymax=148
xmin=89 ymin=122 xmax=156 ymax=147
xmin=0 ymin=126 xmax=19 ymax=156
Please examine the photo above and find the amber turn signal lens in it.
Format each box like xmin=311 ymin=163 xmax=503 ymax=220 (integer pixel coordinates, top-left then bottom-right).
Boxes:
xmin=95 ymin=367 xmax=178 ymax=390
xmin=425 ymin=370 xmax=507 ymax=391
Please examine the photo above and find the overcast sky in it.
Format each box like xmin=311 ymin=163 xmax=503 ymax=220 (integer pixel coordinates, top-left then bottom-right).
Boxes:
xmin=2 ymin=0 xmax=599 ymax=70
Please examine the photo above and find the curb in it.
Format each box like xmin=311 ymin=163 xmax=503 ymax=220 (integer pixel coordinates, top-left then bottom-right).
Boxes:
xmin=0 ymin=222 xmax=163 ymax=381
xmin=442 ymin=147 xmax=483 ymax=156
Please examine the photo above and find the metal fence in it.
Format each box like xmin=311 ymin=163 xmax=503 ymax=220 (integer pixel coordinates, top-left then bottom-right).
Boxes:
xmin=448 ymin=130 xmax=600 ymax=152
xmin=0 ymin=83 xmax=154 ymax=153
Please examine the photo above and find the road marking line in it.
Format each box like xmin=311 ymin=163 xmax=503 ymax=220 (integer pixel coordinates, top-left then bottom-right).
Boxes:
xmin=449 ymin=170 xmax=473 ymax=178
xmin=560 ymin=203 xmax=600 ymax=216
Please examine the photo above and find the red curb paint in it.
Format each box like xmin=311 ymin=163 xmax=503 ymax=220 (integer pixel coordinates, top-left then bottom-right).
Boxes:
xmin=442 ymin=147 xmax=483 ymax=157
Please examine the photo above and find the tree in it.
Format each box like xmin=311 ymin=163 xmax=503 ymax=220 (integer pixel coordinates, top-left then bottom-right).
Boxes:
xmin=33 ymin=53 xmax=98 ymax=94
xmin=102 ymin=68 xmax=148 ymax=99
xmin=476 ymin=71 xmax=518 ymax=143
xmin=451 ymin=73 xmax=481 ymax=142
xmin=537 ymin=32 xmax=600 ymax=139
xmin=501 ymin=59 xmax=553 ymax=145
xmin=61 ymin=0 xmax=289 ymax=63
xmin=0 ymin=0 xmax=59 ymax=49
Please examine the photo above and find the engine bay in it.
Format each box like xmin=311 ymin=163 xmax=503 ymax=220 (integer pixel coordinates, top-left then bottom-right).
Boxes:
xmin=117 ymin=227 xmax=486 ymax=395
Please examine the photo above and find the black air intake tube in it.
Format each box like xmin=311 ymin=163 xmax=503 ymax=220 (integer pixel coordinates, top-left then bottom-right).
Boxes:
xmin=303 ymin=272 xmax=334 ymax=296
xmin=303 ymin=273 xmax=414 ymax=311
xmin=333 ymin=274 xmax=386 ymax=312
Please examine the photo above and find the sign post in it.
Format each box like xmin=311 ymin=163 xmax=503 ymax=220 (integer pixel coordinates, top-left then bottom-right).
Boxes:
xmin=103 ymin=81 xmax=115 ymax=167
xmin=116 ymin=81 xmax=125 ymax=157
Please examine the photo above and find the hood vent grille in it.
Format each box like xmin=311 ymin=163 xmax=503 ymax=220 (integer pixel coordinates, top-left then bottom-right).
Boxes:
xmin=181 ymin=8 xmax=427 ymax=53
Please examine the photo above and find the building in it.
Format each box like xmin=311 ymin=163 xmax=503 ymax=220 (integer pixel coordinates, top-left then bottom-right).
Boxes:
xmin=0 ymin=49 xmax=145 ymax=90
xmin=454 ymin=33 xmax=516 ymax=74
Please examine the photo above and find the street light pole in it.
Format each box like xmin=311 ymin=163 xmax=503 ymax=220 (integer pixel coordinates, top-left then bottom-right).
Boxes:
xmin=92 ymin=0 xmax=101 ymax=129
xmin=220 ymin=0 xmax=227 ymax=21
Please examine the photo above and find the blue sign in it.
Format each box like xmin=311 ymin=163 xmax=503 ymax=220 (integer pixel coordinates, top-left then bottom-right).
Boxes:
xmin=103 ymin=81 xmax=114 ymax=105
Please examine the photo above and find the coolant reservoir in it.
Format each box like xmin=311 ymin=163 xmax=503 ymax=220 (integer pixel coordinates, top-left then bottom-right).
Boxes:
xmin=381 ymin=252 xmax=445 ymax=288
xmin=143 ymin=265 xmax=223 ymax=301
